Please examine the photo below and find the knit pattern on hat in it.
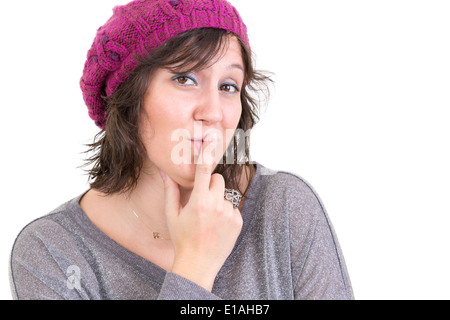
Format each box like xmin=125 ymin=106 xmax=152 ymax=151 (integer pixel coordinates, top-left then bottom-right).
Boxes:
xmin=80 ymin=0 xmax=249 ymax=129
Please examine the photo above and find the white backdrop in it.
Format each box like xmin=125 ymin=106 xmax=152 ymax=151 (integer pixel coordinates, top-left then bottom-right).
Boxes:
xmin=1 ymin=0 xmax=449 ymax=300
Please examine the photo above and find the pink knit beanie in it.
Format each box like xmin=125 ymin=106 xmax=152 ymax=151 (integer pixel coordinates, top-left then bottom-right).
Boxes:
xmin=80 ymin=0 xmax=249 ymax=129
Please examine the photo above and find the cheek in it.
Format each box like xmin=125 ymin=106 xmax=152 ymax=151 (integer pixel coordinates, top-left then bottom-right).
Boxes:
xmin=140 ymin=115 xmax=174 ymax=152
xmin=140 ymin=89 xmax=181 ymax=139
xmin=227 ymin=101 xmax=243 ymax=132
xmin=222 ymin=95 xmax=242 ymax=124
xmin=221 ymin=102 xmax=243 ymax=149
xmin=139 ymin=104 xmax=169 ymax=158
xmin=139 ymin=100 xmax=193 ymax=169
xmin=234 ymin=105 xmax=243 ymax=127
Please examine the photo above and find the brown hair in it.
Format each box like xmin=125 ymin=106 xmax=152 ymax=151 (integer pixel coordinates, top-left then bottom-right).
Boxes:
xmin=83 ymin=28 xmax=272 ymax=196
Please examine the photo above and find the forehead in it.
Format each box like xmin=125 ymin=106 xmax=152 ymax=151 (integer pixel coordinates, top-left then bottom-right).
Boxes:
xmin=222 ymin=37 xmax=244 ymax=63
xmin=163 ymin=33 xmax=245 ymax=74
xmin=208 ymin=36 xmax=244 ymax=69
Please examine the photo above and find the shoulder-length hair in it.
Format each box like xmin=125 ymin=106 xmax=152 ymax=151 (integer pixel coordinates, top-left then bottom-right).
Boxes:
xmin=83 ymin=28 xmax=272 ymax=197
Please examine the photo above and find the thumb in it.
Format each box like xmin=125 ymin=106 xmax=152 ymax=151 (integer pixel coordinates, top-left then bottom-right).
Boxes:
xmin=160 ymin=170 xmax=181 ymax=220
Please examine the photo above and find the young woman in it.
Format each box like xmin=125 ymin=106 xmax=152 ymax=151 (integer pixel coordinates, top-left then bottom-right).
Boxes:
xmin=9 ymin=0 xmax=354 ymax=300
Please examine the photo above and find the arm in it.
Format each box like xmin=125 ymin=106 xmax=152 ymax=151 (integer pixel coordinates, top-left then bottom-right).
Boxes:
xmin=9 ymin=219 xmax=99 ymax=300
xmin=292 ymin=211 xmax=354 ymax=300
xmin=281 ymin=173 xmax=354 ymax=300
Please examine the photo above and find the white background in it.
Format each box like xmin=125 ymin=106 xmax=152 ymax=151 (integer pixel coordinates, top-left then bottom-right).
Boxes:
xmin=1 ymin=0 xmax=449 ymax=300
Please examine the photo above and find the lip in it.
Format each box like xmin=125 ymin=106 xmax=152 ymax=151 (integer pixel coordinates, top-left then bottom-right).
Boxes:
xmin=190 ymin=132 xmax=220 ymax=143
xmin=190 ymin=139 xmax=203 ymax=155
xmin=190 ymin=133 xmax=219 ymax=155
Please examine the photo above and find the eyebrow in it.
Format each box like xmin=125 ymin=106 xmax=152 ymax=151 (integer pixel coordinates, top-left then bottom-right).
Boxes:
xmin=227 ymin=63 xmax=244 ymax=72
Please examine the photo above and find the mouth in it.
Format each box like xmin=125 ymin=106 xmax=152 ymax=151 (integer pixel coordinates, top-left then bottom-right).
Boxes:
xmin=192 ymin=132 xmax=219 ymax=142
xmin=190 ymin=133 xmax=220 ymax=154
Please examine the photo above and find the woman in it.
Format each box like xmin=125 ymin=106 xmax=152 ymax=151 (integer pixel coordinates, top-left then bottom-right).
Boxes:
xmin=9 ymin=0 xmax=353 ymax=300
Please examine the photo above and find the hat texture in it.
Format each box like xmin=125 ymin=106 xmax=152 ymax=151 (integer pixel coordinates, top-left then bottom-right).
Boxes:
xmin=80 ymin=0 xmax=249 ymax=129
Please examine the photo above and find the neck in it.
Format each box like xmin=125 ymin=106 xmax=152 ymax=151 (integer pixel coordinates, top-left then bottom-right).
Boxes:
xmin=125 ymin=166 xmax=193 ymax=239
xmin=122 ymin=163 xmax=254 ymax=239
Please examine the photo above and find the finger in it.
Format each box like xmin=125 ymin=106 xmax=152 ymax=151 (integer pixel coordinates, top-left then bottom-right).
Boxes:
xmin=209 ymin=173 xmax=225 ymax=197
xmin=160 ymin=170 xmax=181 ymax=220
xmin=193 ymin=145 xmax=214 ymax=194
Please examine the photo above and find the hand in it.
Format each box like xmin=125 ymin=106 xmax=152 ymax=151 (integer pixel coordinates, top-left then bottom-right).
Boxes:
xmin=160 ymin=150 xmax=243 ymax=291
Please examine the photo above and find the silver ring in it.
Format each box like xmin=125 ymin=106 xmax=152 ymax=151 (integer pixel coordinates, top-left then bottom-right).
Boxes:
xmin=224 ymin=188 xmax=242 ymax=209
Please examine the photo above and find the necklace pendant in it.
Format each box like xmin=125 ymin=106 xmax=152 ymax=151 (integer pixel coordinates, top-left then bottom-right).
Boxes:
xmin=153 ymin=232 xmax=161 ymax=239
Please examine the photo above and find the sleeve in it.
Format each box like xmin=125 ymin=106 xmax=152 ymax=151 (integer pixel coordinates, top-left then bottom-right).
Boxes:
xmin=157 ymin=272 xmax=221 ymax=300
xmin=9 ymin=219 xmax=101 ymax=300
xmin=281 ymin=173 xmax=354 ymax=300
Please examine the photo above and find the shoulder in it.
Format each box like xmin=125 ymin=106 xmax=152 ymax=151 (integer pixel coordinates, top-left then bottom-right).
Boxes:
xmin=267 ymin=168 xmax=321 ymax=201
xmin=9 ymin=196 xmax=91 ymax=299
xmin=253 ymin=164 xmax=326 ymax=222
xmin=250 ymin=163 xmax=337 ymax=258
xmin=11 ymin=198 xmax=81 ymax=252
xmin=246 ymin=163 xmax=329 ymax=249
xmin=251 ymin=164 xmax=354 ymax=299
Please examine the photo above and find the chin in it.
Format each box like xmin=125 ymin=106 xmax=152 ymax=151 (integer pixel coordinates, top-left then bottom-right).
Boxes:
xmin=168 ymin=160 xmax=220 ymax=188
xmin=170 ymin=163 xmax=196 ymax=188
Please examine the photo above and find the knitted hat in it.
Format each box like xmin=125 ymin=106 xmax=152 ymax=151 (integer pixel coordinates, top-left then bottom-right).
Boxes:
xmin=80 ymin=0 xmax=249 ymax=129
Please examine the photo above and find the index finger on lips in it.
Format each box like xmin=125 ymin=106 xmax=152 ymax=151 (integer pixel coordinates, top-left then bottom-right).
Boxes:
xmin=193 ymin=145 xmax=214 ymax=194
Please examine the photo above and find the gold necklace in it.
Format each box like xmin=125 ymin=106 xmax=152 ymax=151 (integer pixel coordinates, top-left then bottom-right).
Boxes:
xmin=129 ymin=202 xmax=170 ymax=240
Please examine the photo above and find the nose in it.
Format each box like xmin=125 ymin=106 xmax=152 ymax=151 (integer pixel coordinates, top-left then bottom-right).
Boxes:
xmin=193 ymin=88 xmax=223 ymax=124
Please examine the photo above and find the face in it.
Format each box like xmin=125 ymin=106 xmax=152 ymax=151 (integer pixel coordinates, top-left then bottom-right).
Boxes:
xmin=139 ymin=36 xmax=245 ymax=188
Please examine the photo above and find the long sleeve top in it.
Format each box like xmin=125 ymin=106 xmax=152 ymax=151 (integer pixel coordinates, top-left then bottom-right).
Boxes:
xmin=9 ymin=162 xmax=354 ymax=300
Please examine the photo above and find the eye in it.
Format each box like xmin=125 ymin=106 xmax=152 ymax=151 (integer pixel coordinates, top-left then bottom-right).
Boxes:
xmin=171 ymin=74 xmax=198 ymax=86
xmin=220 ymin=83 xmax=240 ymax=94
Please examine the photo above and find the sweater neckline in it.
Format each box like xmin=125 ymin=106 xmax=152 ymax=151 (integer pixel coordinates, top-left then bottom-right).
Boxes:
xmin=68 ymin=162 xmax=266 ymax=285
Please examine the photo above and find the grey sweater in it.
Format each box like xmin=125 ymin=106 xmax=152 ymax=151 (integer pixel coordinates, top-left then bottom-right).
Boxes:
xmin=9 ymin=163 xmax=354 ymax=300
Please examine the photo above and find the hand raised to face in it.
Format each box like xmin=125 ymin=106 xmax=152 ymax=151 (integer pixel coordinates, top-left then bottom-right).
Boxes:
xmin=160 ymin=146 xmax=243 ymax=291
